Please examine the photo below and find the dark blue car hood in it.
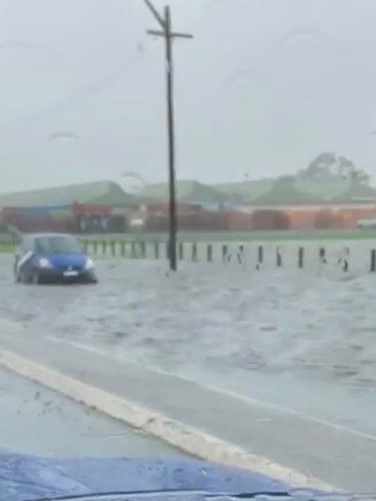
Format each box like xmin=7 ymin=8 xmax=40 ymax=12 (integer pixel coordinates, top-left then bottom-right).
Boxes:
xmin=38 ymin=253 xmax=87 ymax=268
xmin=0 ymin=454 xmax=294 ymax=501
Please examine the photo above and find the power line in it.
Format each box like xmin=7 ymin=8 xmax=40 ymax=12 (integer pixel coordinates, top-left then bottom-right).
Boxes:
xmin=9 ymin=0 xmax=214 ymax=130
xmin=0 ymin=0 xmax=217 ymax=138
xmin=0 ymin=39 xmax=151 ymax=136
xmin=0 ymin=0 xmax=224 ymax=136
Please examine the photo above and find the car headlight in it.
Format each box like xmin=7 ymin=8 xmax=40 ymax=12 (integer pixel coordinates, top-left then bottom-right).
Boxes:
xmin=85 ymin=257 xmax=95 ymax=270
xmin=38 ymin=257 xmax=52 ymax=268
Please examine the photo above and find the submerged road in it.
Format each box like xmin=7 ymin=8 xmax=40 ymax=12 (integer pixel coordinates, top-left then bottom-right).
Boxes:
xmin=2 ymin=331 xmax=376 ymax=492
xmin=1 ymin=254 xmax=376 ymax=490
xmin=1 ymin=254 xmax=376 ymax=423
xmin=0 ymin=366 xmax=186 ymax=458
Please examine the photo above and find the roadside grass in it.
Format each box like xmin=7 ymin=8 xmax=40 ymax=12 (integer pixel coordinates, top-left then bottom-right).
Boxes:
xmin=0 ymin=229 xmax=374 ymax=254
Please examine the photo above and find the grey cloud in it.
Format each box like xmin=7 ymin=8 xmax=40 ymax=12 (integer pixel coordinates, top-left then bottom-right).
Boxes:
xmin=0 ymin=0 xmax=374 ymax=191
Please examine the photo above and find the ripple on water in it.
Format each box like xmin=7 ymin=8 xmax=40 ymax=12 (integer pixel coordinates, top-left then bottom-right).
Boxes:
xmin=0 ymin=256 xmax=375 ymax=399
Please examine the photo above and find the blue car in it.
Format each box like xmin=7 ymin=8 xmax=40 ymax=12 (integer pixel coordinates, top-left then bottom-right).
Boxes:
xmin=13 ymin=232 xmax=98 ymax=285
xmin=0 ymin=454 xmax=341 ymax=501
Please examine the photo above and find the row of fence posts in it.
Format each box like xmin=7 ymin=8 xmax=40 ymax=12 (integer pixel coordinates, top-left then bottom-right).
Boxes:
xmin=81 ymin=240 xmax=376 ymax=273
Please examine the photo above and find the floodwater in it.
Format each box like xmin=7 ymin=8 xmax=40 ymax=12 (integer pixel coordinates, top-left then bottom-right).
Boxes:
xmin=1 ymin=251 xmax=376 ymax=438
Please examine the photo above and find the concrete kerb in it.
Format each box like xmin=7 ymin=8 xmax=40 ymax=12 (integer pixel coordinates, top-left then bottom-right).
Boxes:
xmin=0 ymin=347 xmax=338 ymax=492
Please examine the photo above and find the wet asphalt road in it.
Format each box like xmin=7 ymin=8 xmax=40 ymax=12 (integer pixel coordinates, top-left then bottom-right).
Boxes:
xmin=0 ymin=365 xmax=185 ymax=458
xmin=1 ymin=253 xmax=376 ymax=438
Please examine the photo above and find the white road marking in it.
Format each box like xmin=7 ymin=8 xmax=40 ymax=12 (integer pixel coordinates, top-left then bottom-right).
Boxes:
xmin=0 ymin=345 xmax=337 ymax=491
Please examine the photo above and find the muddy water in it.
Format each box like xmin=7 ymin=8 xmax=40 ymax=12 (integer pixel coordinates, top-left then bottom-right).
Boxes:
xmin=1 ymin=253 xmax=376 ymax=437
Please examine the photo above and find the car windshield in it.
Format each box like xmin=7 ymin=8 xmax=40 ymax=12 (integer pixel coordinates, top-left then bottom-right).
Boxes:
xmin=23 ymin=492 xmax=372 ymax=501
xmin=35 ymin=236 xmax=83 ymax=254
xmin=1 ymin=1 xmax=376 ymax=500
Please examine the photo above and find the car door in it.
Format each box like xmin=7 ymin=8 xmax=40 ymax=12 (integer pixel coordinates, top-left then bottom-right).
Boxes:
xmin=14 ymin=244 xmax=21 ymax=275
xmin=15 ymin=237 xmax=34 ymax=278
xmin=14 ymin=244 xmax=21 ymax=277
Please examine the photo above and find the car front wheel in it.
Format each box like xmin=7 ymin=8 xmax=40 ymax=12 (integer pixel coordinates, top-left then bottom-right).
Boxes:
xmin=15 ymin=268 xmax=27 ymax=284
xmin=31 ymin=270 xmax=40 ymax=285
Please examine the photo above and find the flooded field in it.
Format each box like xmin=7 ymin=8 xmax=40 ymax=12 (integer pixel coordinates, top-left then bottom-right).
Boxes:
xmin=1 ymin=249 xmax=376 ymax=436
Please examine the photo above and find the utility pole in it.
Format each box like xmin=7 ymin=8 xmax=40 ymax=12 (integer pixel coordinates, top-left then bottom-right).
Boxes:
xmin=144 ymin=0 xmax=193 ymax=271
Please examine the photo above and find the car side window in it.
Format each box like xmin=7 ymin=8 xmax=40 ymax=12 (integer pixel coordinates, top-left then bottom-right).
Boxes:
xmin=27 ymin=238 xmax=35 ymax=252
xmin=19 ymin=238 xmax=33 ymax=254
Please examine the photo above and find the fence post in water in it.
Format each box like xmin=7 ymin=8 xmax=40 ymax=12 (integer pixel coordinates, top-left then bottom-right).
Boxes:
xmin=154 ymin=242 xmax=160 ymax=260
xmin=276 ymin=246 xmax=282 ymax=267
xmin=257 ymin=245 xmax=263 ymax=269
xmin=237 ymin=245 xmax=244 ymax=264
xmin=341 ymin=247 xmax=349 ymax=272
xmin=337 ymin=247 xmax=349 ymax=272
xmin=178 ymin=242 xmax=184 ymax=261
xmin=298 ymin=247 xmax=304 ymax=268
xmin=319 ymin=247 xmax=326 ymax=264
xmin=101 ymin=240 xmax=107 ymax=256
xmin=192 ymin=243 xmax=197 ymax=262
xmin=207 ymin=244 xmax=213 ymax=262
xmin=120 ymin=241 xmax=126 ymax=257
xmin=222 ymin=244 xmax=228 ymax=263
xmin=110 ymin=241 xmax=116 ymax=257
xmin=131 ymin=242 xmax=136 ymax=259
xmin=371 ymin=249 xmax=376 ymax=272
xmin=140 ymin=241 xmax=146 ymax=259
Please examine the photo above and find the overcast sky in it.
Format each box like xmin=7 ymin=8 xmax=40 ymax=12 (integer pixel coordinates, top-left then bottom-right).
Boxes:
xmin=0 ymin=0 xmax=375 ymax=192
